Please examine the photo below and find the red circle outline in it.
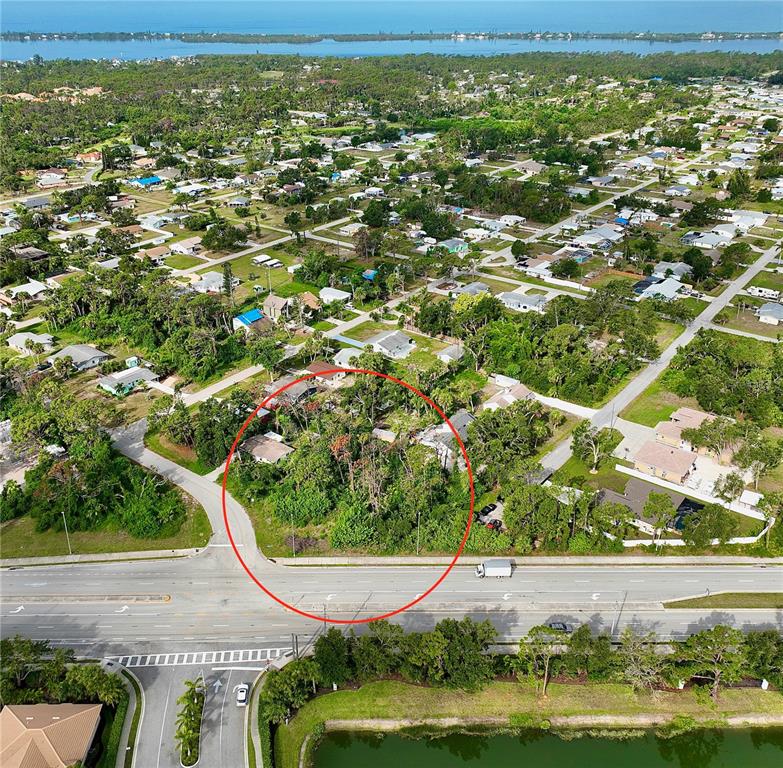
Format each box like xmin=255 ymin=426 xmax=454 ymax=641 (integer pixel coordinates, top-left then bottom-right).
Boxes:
xmin=220 ymin=367 xmax=475 ymax=624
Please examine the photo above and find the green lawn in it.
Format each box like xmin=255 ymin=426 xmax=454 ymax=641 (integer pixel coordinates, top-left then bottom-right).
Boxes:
xmin=164 ymin=253 xmax=204 ymax=270
xmin=552 ymin=454 xmax=631 ymax=494
xmin=145 ymin=430 xmax=215 ymax=475
xmin=664 ymin=592 xmax=783 ymax=609
xmin=620 ymin=378 xmax=698 ymax=427
xmin=275 ymin=680 xmax=783 ymax=768
xmin=312 ymin=320 xmax=337 ymax=332
xmin=0 ymin=501 xmax=211 ymax=560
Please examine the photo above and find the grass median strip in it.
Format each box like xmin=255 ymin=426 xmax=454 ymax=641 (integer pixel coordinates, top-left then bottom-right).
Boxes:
xmin=664 ymin=592 xmax=783 ymax=609
xmin=275 ymin=680 xmax=783 ymax=768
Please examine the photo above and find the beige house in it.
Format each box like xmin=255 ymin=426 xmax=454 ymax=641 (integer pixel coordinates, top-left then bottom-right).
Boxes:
xmin=305 ymin=359 xmax=347 ymax=388
xmin=481 ymin=382 xmax=534 ymax=412
xmin=633 ymin=441 xmax=697 ymax=485
xmin=241 ymin=432 xmax=294 ymax=464
xmin=263 ymin=294 xmax=289 ymax=322
xmin=0 ymin=703 xmax=102 ymax=768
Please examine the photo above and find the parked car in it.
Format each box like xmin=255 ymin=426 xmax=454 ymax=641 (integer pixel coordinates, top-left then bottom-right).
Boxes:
xmin=235 ymin=683 xmax=249 ymax=706
xmin=480 ymin=503 xmax=497 ymax=516
xmin=546 ymin=622 xmax=574 ymax=634
xmin=485 ymin=519 xmax=502 ymax=531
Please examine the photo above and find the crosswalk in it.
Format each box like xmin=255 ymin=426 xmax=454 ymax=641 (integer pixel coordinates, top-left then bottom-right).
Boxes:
xmin=107 ymin=647 xmax=291 ymax=668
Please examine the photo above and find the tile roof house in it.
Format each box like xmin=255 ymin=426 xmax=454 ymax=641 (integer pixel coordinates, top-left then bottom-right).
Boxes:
xmin=633 ymin=440 xmax=697 ymax=485
xmin=0 ymin=703 xmax=102 ymax=768
xmin=368 ymin=330 xmax=416 ymax=359
xmin=47 ymin=344 xmax=109 ymax=372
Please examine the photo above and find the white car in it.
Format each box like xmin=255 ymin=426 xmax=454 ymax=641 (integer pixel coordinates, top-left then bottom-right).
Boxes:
xmin=235 ymin=683 xmax=249 ymax=707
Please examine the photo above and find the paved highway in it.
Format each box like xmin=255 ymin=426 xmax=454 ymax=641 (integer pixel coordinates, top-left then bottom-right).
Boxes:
xmin=3 ymin=552 xmax=781 ymax=651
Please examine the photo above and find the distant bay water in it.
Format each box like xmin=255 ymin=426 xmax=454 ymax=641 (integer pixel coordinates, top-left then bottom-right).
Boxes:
xmin=1 ymin=1 xmax=781 ymax=60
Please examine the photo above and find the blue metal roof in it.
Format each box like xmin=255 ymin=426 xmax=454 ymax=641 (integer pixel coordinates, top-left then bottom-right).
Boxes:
xmin=235 ymin=308 xmax=264 ymax=326
xmin=133 ymin=176 xmax=162 ymax=186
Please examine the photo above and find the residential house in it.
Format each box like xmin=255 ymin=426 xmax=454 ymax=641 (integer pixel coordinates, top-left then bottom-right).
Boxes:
xmin=97 ymin=365 xmax=159 ymax=396
xmin=137 ymin=245 xmax=170 ymax=264
xmin=319 ymin=287 xmax=352 ymax=305
xmin=193 ymin=271 xmax=235 ymax=294
xmin=7 ymin=331 xmax=54 ymax=355
xmin=367 ymin=330 xmax=415 ymax=359
xmin=47 ymin=344 xmax=109 ymax=371
xmin=170 ymin=236 xmax=203 ymax=256
xmin=481 ymin=382 xmax=534 ymax=411
xmin=232 ymin=308 xmax=269 ymax=334
xmin=453 ymin=281 xmax=490 ymax=297
xmin=436 ymin=344 xmax=464 ymax=364
xmin=439 ymin=238 xmax=469 ymax=254
xmin=265 ymin=375 xmax=317 ymax=406
xmin=263 ymin=294 xmax=289 ymax=322
xmin=633 ymin=440 xmax=697 ymax=484
xmin=497 ymin=291 xmax=547 ymax=313
xmin=0 ymin=703 xmax=103 ymax=768
xmin=417 ymin=408 xmax=474 ymax=470
xmin=598 ymin=478 xmax=696 ymax=536
xmin=333 ymin=347 xmax=361 ymax=368
xmin=305 ymin=359 xmax=347 ymax=388
xmin=640 ymin=277 xmax=685 ymax=301
xmin=0 ymin=278 xmax=49 ymax=306
xmin=664 ymin=184 xmax=692 ymax=197
xmin=757 ymin=302 xmax=783 ymax=326
xmin=241 ymin=432 xmax=295 ymax=464
xmin=652 ymin=261 xmax=692 ymax=281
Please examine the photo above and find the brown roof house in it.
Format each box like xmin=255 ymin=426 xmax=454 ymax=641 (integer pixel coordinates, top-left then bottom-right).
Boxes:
xmin=633 ymin=440 xmax=697 ymax=485
xmin=304 ymin=359 xmax=347 ymax=389
xmin=0 ymin=703 xmax=102 ymax=768
xmin=241 ymin=431 xmax=294 ymax=464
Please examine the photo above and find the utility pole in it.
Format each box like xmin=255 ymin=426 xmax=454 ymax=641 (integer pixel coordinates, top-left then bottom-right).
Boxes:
xmin=61 ymin=509 xmax=72 ymax=556
xmin=416 ymin=507 xmax=421 ymax=556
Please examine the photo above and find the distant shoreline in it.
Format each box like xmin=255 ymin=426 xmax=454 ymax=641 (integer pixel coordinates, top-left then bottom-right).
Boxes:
xmin=3 ymin=30 xmax=782 ymax=45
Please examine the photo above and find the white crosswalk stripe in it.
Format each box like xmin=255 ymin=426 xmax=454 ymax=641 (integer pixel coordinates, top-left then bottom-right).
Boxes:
xmin=106 ymin=647 xmax=291 ymax=668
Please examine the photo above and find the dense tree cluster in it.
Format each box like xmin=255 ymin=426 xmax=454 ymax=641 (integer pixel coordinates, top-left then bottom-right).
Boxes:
xmin=665 ymin=330 xmax=783 ymax=427
xmin=1 ymin=635 xmax=126 ymax=706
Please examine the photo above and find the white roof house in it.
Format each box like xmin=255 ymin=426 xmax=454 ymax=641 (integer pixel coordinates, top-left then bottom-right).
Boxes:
xmin=640 ymin=277 xmax=684 ymax=301
xmin=319 ymin=287 xmax=352 ymax=304
xmin=368 ymin=330 xmax=415 ymax=359
xmin=497 ymin=292 xmax=547 ymax=313
xmin=7 ymin=331 xmax=54 ymax=355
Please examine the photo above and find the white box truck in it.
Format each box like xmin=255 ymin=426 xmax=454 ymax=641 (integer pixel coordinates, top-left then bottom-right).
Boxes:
xmin=475 ymin=559 xmax=513 ymax=578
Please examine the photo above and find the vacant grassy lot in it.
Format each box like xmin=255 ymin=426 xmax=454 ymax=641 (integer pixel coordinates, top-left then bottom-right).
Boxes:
xmin=664 ymin=592 xmax=783 ymax=609
xmin=275 ymin=680 xmax=783 ymax=768
xmin=145 ymin=430 xmax=214 ymax=475
xmin=0 ymin=500 xmax=211 ymax=559
xmin=620 ymin=378 xmax=699 ymax=427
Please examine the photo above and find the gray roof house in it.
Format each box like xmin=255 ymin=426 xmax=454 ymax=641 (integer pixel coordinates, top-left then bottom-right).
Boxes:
xmin=436 ymin=344 xmax=464 ymax=364
xmin=652 ymin=261 xmax=692 ymax=280
xmin=368 ymin=330 xmax=416 ymax=359
xmin=757 ymin=302 xmax=783 ymax=326
xmin=417 ymin=408 xmax=475 ymax=471
xmin=7 ymin=331 xmax=54 ymax=355
xmin=47 ymin=344 xmax=109 ymax=371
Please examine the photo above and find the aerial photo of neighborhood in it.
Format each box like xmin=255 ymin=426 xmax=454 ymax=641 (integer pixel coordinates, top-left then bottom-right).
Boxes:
xmin=1 ymin=1 xmax=782 ymax=766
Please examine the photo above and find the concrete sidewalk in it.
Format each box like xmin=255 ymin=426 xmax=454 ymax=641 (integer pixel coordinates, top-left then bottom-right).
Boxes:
xmin=1 ymin=547 xmax=204 ymax=568
xmin=275 ymin=554 xmax=783 ymax=567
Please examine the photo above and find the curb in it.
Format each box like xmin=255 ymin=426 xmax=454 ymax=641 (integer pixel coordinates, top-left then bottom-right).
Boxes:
xmin=1 ymin=548 xmax=203 ymax=568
